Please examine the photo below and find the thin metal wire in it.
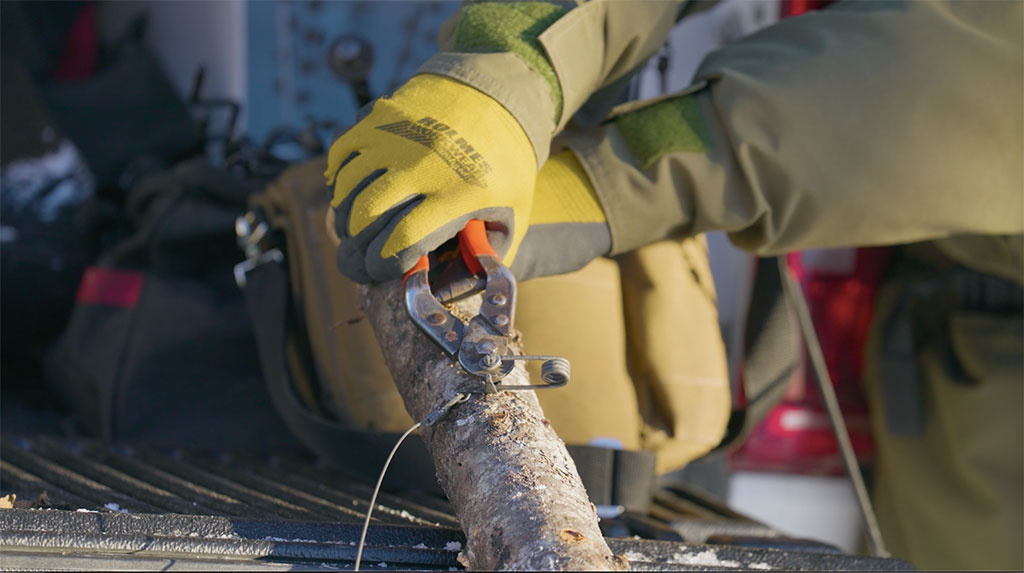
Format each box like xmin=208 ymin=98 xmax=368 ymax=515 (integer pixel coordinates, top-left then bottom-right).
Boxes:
xmin=776 ymin=256 xmax=889 ymax=558
xmin=354 ymin=421 xmax=422 ymax=571
xmin=354 ymin=393 xmax=470 ymax=570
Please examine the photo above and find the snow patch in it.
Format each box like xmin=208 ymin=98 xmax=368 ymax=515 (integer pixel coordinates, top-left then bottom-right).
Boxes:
xmin=623 ymin=551 xmax=647 ymax=563
xmin=103 ymin=503 xmax=128 ymax=513
xmin=749 ymin=562 xmax=775 ymax=570
xmin=412 ymin=543 xmax=428 ymax=549
xmin=671 ymin=549 xmax=741 ymax=568
xmin=191 ymin=533 xmax=238 ymax=540
xmin=456 ymin=416 xmax=475 ymax=426
xmin=74 ymin=509 xmax=97 ymax=513
xmin=263 ymin=536 xmax=318 ymax=543
xmin=444 ymin=541 xmax=462 ymax=551
xmin=377 ymin=562 xmax=388 ymax=568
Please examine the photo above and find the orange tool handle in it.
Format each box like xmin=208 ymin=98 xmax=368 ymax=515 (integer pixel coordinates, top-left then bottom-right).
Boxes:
xmin=458 ymin=219 xmax=497 ymax=276
xmin=402 ymin=255 xmax=430 ymax=286
xmin=401 ymin=219 xmax=497 ymax=284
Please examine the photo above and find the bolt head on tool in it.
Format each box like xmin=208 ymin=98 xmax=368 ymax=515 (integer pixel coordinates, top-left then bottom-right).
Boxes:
xmin=488 ymin=294 xmax=507 ymax=306
xmin=444 ymin=331 xmax=459 ymax=342
xmin=428 ymin=312 xmax=447 ymax=325
xmin=493 ymin=315 xmax=509 ymax=326
xmin=481 ymin=352 xmax=501 ymax=370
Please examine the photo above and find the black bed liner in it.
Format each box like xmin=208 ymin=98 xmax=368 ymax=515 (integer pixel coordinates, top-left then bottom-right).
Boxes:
xmin=0 ymin=435 xmax=913 ymax=571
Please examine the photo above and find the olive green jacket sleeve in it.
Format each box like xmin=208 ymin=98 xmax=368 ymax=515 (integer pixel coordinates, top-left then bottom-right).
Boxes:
xmin=565 ymin=0 xmax=1023 ymax=281
xmin=417 ymin=0 xmax=685 ymax=166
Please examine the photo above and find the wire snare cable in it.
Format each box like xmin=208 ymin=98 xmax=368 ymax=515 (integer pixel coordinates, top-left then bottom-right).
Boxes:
xmin=354 ymin=421 xmax=421 ymax=572
xmin=354 ymin=393 xmax=470 ymax=571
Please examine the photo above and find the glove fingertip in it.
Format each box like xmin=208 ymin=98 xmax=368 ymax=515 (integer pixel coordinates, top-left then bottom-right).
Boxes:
xmin=366 ymin=252 xmax=408 ymax=284
xmin=335 ymin=238 xmax=374 ymax=284
xmin=326 ymin=150 xmax=361 ymax=187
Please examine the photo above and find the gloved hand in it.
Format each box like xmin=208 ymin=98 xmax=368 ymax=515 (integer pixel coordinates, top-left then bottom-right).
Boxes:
xmin=509 ymin=150 xmax=611 ymax=280
xmin=326 ymin=73 xmax=538 ymax=283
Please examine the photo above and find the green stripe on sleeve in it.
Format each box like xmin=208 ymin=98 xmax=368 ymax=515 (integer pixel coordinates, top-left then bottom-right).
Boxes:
xmin=614 ymin=95 xmax=709 ymax=169
xmin=453 ymin=2 xmax=567 ymax=120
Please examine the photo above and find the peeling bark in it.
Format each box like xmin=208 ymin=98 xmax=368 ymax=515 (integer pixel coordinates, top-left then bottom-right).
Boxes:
xmin=361 ymin=281 xmax=627 ymax=571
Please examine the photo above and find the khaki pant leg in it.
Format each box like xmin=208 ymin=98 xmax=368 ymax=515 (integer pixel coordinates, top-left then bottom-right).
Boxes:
xmin=619 ymin=237 xmax=732 ymax=474
xmin=865 ymin=281 xmax=1024 ymax=570
xmin=520 ymin=257 xmax=642 ymax=451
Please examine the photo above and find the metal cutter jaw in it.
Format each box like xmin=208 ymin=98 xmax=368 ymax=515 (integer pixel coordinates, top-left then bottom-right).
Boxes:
xmin=404 ymin=251 xmax=518 ymax=387
xmin=403 ymin=264 xmax=466 ymax=357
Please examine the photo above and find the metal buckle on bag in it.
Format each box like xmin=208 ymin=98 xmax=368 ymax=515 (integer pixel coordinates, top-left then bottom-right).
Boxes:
xmin=234 ymin=211 xmax=284 ymax=288
xmin=403 ymin=219 xmax=571 ymax=394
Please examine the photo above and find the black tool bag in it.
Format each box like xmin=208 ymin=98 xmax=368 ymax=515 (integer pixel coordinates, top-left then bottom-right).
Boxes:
xmin=2 ymin=2 xmax=201 ymax=412
xmin=48 ymin=159 xmax=300 ymax=452
xmin=0 ymin=55 xmax=97 ymax=394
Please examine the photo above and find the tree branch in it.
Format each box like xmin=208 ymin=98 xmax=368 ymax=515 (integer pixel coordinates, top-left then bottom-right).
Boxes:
xmin=360 ymin=281 xmax=627 ymax=571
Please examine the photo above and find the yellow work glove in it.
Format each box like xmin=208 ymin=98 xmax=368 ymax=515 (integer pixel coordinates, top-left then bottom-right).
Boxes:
xmin=326 ymin=74 xmax=537 ymax=283
xmin=509 ymin=150 xmax=611 ymax=280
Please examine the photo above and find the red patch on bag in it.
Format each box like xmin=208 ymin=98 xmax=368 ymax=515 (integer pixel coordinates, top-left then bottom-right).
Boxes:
xmin=75 ymin=267 xmax=144 ymax=308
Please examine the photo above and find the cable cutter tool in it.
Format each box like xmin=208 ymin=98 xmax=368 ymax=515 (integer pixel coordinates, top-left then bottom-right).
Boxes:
xmin=403 ymin=219 xmax=570 ymax=394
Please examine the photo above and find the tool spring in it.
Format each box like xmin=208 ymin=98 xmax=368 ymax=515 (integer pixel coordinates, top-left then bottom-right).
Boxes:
xmin=540 ymin=357 xmax=570 ymax=387
xmin=495 ymin=354 xmax=571 ymax=389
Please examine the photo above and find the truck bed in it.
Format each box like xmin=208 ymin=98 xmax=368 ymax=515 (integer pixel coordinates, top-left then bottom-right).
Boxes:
xmin=0 ymin=433 xmax=913 ymax=571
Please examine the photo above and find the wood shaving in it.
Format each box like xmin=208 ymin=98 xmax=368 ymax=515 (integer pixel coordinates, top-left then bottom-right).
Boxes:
xmin=0 ymin=492 xmax=51 ymax=509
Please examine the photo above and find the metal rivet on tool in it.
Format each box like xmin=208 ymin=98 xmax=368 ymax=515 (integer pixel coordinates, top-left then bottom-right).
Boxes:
xmin=493 ymin=315 xmax=509 ymax=326
xmin=488 ymin=294 xmax=507 ymax=306
xmin=428 ymin=312 xmax=446 ymax=325
xmin=444 ymin=331 xmax=459 ymax=342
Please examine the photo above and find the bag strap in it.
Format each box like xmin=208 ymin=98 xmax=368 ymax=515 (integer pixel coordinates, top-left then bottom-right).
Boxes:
xmin=239 ymin=250 xmax=656 ymax=510
xmin=718 ymin=256 xmax=801 ymax=449
xmin=566 ymin=443 xmax=656 ymax=512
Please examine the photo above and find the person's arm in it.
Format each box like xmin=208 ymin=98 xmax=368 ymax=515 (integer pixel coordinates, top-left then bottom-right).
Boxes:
xmin=325 ymin=1 xmax=687 ymax=283
xmin=564 ymin=0 xmax=1022 ymax=257
xmin=418 ymin=0 xmax=686 ymax=165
